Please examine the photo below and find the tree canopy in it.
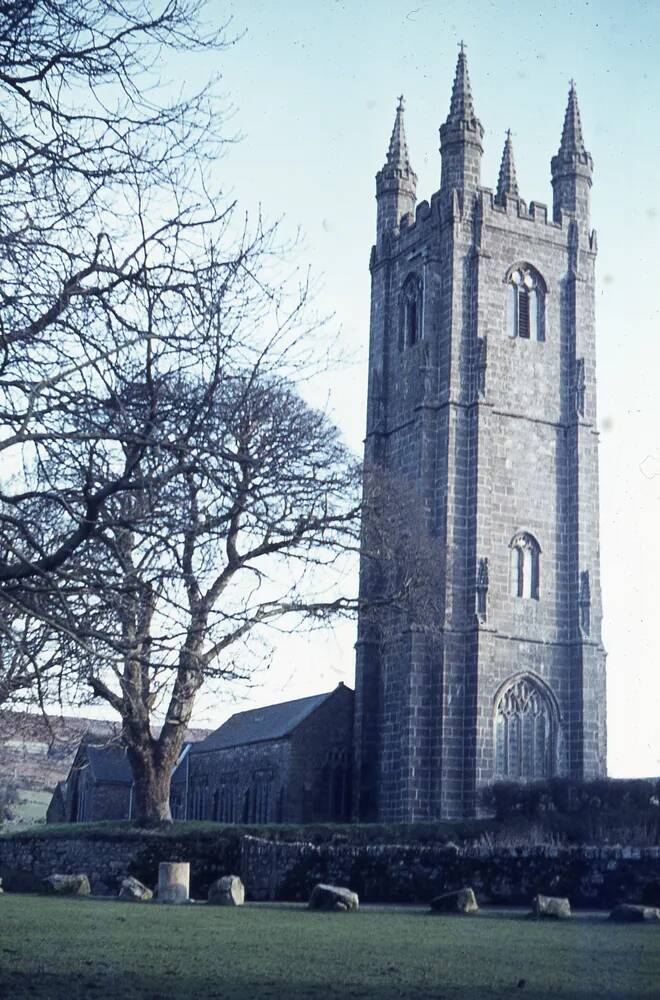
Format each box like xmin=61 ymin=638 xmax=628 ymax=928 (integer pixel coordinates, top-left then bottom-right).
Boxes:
xmin=0 ymin=1 xmax=365 ymax=822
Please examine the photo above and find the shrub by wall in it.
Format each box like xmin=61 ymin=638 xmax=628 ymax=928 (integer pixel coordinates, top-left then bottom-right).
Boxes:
xmin=481 ymin=778 xmax=660 ymax=846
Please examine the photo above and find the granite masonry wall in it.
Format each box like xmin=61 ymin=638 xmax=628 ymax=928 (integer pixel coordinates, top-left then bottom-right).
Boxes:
xmin=1 ymin=831 xmax=657 ymax=908
xmin=240 ymin=836 xmax=660 ymax=908
xmin=0 ymin=833 xmax=240 ymax=897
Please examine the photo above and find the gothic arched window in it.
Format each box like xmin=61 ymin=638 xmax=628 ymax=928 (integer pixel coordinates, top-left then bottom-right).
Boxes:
xmin=249 ymin=770 xmax=273 ymax=824
xmin=190 ymin=778 xmax=208 ymax=820
xmin=506 ymin=265 xmax=545 ymax=341
xmin=400 ymin=274 xmax=422 ymax=348
xmin=313 ymin=746 xmax=351 ymax=822
xmin=494 ymin=675 xmax=557 ymax=779
xmin=509 ymin=532 xmax=540 ymax=600
xmin=213 ymin=776 xmax=237 ymax=823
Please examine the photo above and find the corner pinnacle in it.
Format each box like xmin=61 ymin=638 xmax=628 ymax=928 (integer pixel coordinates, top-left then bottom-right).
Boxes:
xmin=496 ymin=129 xmax=519 ymax=202
xmin=384 ymin=94 xmax=413 ymax=174
xmin=558 ymin=79 xmax=586 ymax=157
xmin=446 ymin=42 xmax=476 ymax=124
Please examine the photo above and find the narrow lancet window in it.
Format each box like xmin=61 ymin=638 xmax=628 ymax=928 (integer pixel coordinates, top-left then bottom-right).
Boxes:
xmin=509 ymin=532 xmax=540 ymax=600
xmin=506 ymin=266 xmax=545 ymax=341
xmin=407 ymin=298 xmax=418 ymax=345
xmin=506 ymin=283 xmax=517 ymax=338
xmin=529 ymin=287 xmax=538 ymax=340
xmin=400 ymin=274 xmax=423 ymax=348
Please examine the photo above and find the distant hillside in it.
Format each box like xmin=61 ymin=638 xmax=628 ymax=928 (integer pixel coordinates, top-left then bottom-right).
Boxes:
xmin=0 ymin=710 xmax=211 ymax=795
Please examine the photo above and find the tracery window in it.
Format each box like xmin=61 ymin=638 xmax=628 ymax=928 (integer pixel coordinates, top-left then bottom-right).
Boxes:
xmin=494 ymin=676 xmax=556 ymax=779
xmin=400 ymin=273 xmax=422 ymax=348
xmin=506 ymin=266 xmax=545 ymax=341
xmin=315 ymin=747 xmax=351 ymax=822
xmin=509 ymin=532 xmax=540 ymax=600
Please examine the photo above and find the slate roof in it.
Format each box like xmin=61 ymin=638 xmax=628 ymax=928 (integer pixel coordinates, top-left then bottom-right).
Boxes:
xmin=81 ymin=742 xmax=191 ymax=785
xmin=191 ymin=689 xmax=343 ymax=754
xmin=85 ymin=744 xmax=133 ymax=784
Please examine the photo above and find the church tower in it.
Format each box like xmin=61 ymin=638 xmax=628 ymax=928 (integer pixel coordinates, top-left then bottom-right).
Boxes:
xmin=353 ymin=50 xmax=607 ymax=821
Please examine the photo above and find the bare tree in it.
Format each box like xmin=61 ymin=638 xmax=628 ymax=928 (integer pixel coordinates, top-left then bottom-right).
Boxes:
xmin=6 ymin=354 xmax=361 ymax=823
xmin=358 ymin=465 xmax=444 ymax=642
xmin=0 ymin=0 xmax=231 ymax=591
xmin=0 ymin=1 xmax=240 ymax=705
xmin=0 ymin=4 xmax=435 ymax=825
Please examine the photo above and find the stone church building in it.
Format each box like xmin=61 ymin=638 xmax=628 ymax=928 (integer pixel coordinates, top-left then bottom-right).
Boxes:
xmin=49 ymin=50 xmax=607 ymax=828
xmin=354 ymin=47 xmax=607 ymax=822
xmin=186 ymin=685 xmax=354 ymax=824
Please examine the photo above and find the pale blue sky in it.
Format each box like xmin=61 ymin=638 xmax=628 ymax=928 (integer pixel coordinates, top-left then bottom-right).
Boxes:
xmin=179 ymin=1 xmax=660 ymax=777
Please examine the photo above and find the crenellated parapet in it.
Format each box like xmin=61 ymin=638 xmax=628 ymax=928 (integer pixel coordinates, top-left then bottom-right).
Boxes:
xmin=373 ymin=52 xmax=594 ymax=260
xmin=371 ymin=183 xmax=597 ymax=276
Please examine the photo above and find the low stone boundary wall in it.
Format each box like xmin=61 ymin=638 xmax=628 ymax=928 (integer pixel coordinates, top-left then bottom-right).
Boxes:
xmin=0 ymin=833 xmax=239 ymax=896
xmin=240 ymin=836 xmax=660 ymax=908
xmin=0 ymin=836 xmax=141 ymax=894
xmin=1 ymin=831 xmax=659 ymax=906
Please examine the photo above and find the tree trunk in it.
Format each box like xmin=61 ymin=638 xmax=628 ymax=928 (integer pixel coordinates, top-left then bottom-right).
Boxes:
xmin=128 ymin=749 xmax=174 ymax=825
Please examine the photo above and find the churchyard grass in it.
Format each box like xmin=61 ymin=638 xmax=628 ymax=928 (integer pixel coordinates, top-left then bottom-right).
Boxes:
xmin=1 ymin=895 xmax=658 ymax=999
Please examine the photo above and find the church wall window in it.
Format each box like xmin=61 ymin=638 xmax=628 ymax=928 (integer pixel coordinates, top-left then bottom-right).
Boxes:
xmin=75 ymin=774 xmax=87 ymax=822
xmin=312 ymin=746 xmax=351 ymax=822
xmin=400 ymin=273 xmax=423 ymax=349
xmin=212 ymin=774 xmax=238 ymax=823
xmin=509 ymin=532 xmax=540 ymax=600
xmin=494 ymin=675 xmax=557 ymax=779
xmin=277 ymin=785 xmax=286 ymax=823
xmin=190 ymin=777 xmax=209 ymax=820
xmin=245 ymin=769 xmax=274 ymax=824
xmin=170 ymin=787 xmax=186 ymax=820
xmin=506 ymin=266 xmax=545 ymax=341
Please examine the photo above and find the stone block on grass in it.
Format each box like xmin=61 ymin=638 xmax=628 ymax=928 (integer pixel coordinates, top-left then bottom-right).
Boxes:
xmin=42 ymin=874 xmax=91 ymax=897
xmin=208 ymin=875 xmax=245 ymax=906
xmin=531 ymin=894 xmax=571 ymax=919
xmin=157 ymin=862 xmax=190 ymax=904
xmin=430 ymin=888 xmax=478 ymax=915
xmin=118 ymin=876 xmax=153 ymax=902
xmin=308 ymin=883 xmax=359 ymax=912
xmin=609 ymin=904 xmax=660 ymax=923
xmin=641 ymin=880 xmax=660 ymax=907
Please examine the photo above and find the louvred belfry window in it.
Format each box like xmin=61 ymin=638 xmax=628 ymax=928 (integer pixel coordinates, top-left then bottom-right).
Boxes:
xmin=506 ymin=266 xmax=545 ymax=341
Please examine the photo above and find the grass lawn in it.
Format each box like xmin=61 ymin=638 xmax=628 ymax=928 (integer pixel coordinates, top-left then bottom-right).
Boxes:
xmin=0 ymin=896 xmax=658 ymax=999
xmin=15 ymin=789 xmax=52 ymax=823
